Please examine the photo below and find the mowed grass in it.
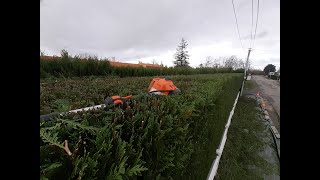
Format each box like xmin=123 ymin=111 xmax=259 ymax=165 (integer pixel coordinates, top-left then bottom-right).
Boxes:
xmin=215 ymin=97 xmax=280 ymax=180
xmin=244 ymin=80 xmax=256 ymax=90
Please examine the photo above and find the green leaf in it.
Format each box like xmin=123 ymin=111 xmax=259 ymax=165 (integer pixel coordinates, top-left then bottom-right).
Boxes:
xmin=126 ymin=164 xmax=148 ymax=177
xmin=41 ymin=162 xmax=62 ymax=174
xmin=40 ymin=128 xmax=64 ymax=149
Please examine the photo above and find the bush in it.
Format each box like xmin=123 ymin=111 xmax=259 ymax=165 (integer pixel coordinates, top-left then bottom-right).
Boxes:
xmin=40 ymin=55 xmax=112 ymax=77
xmin=40 ymin=53 xmax=242 ymax=78
xmin=40 ymin=74 xmax=243 ymax=179
xmin=250 ymin=69 xmax=264 ymax=75
xmin=269 ymin=75 xmax=279 ymax=80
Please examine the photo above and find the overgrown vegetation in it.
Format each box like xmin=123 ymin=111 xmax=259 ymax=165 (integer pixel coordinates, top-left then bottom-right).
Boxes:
xmin=40 ymin=74 xmax=243 ymax=179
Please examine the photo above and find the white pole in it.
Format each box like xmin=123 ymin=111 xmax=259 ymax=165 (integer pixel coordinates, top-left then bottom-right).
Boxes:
xmin=207 ymin=92 xmax=240 ymax=180
xmin=240 ymin=48 xmax=252 ymax=96
xmin=68 ymin=104 xmax=105 ymax=113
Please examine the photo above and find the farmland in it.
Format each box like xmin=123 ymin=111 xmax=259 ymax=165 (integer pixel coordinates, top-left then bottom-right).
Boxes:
xmin=40 ymin=73 xmax=243 ymax=179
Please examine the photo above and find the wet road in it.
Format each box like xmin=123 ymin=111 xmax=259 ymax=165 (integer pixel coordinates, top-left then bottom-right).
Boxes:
xmin=252 ymin=75 xmax=280 ymax=118
xmin=252 ymin=75 xmax=280 ymax=133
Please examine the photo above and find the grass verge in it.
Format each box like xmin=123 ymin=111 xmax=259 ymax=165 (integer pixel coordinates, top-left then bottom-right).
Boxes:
xmin=215 ymin=97 xmax=280 ymax=180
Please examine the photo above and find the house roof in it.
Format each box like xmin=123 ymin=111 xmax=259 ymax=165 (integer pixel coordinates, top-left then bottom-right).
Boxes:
xmin=40 ymin=55 xmax=163 ymax=69
xmin=109 ymin=61 xmax=163 ymax=68
xmin=40 ymin=55 xmax=60 ymax=60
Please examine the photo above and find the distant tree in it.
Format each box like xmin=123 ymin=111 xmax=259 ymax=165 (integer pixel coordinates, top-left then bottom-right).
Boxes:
xmin=199 ymin=63 xmax=204 ymax=68
xmin=224 ymin=55 xmax=238 ymax=69
xmin=238 ymin=59 xmax=245 ymax=69
xmin=204 ymin=56 xmax=213 ymax=67
xmin=213 ymin=58 xmax=221 ymax=68
xmin=173 ymin=38 xmax=190 ymax=67
xmin=152 ymin=59 xmax=158 ymax=65
xmin=40 ymin=49 xmax=46 ymax=56
xmin=61 ymin=49 xmax=69 ymax=59
xmin=263 ymin=64 xmax=276 ymax=74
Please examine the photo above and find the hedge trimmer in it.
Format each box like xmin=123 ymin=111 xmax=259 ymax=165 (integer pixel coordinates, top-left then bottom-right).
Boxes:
xmin=40 ymin=77 xmax=181 ymax=121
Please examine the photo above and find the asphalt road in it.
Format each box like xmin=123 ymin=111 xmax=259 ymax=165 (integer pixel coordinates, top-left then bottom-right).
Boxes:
xmin=252 ymin=75 xmax=280 ymax=133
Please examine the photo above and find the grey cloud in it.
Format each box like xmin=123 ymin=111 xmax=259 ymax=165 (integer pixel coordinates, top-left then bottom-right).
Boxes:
xmin=241 ymin=31 xmax=268 ymax=40
xmin=41 ymin=0 xmax=279 ymax=68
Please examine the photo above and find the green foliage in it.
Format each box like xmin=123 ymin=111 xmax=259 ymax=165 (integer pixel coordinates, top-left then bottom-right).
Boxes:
xmin=40 ymin=50 xmax=242 ymax=78
xmin=40 ymin=54 xmax=112 ymax=78
xmin=174 ymin=38 xmax=190 ymax=67
xmin=263 ymin=64 xmax=276 ymax=75
xmin=250 ymin=69 xmax=264 ymax=75
xmin=40 ymin=74 xmax=243 ymax=179
xmin=40 ymin=128 xmax=64 ymax=149
xmin=269 ymin=75 xmax=279 ymax=80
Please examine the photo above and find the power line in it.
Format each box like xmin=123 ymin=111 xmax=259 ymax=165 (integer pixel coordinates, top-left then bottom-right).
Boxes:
xmin=231 ymin=0 xmax=245 ymax=51
xmin=252 ymin=0 xmax=260 ymax=49
xmin=250 ymin=0 xmax=254 ymax=48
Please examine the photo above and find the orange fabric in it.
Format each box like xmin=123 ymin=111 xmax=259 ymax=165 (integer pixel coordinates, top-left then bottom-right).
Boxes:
xmin=148 ymin=78 xmax=177 ymax=95
xmin=111 ymin=96 xmax=122 ymax=105
xmin=111 ymin=95 xmax=132 ymax=105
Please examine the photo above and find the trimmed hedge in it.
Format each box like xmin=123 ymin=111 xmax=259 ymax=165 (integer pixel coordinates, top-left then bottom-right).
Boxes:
xmin=40 ymin=74 xmax=243 ymax=179
xmin=40 ymin=56 xmax=243 ymax=78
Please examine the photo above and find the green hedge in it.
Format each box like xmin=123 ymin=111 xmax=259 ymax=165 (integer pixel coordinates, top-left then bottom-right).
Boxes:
xmin=250 ymin=70 xmax=264 ymax=75
xmin=269 ymin=75 xmax=279 ymax=80
xmin=40 ymin=74 xmax=243 ymax=179
xmin=40 ymin=56 xmax=243 ymax=78
xmin=40 ymin=56 xmax=112 ymax=78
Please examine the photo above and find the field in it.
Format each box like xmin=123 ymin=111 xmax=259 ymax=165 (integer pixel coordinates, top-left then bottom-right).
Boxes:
xmin=40 ymin=73 xmax=243 ymax=179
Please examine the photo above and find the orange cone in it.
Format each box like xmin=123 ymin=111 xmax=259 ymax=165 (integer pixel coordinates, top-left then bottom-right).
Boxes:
xmin=261 ymin=100 xmax=266 ymax=109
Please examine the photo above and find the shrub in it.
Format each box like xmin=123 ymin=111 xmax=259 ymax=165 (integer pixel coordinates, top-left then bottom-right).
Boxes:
xmin=40 ymin=74 xmax=243 ymax=179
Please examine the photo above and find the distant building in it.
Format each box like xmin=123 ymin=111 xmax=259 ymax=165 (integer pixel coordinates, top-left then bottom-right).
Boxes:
xmin=40 ymin=55 xmax=164 ymax=69
xmin=109 ymin=61 xmax=164 ymax=69
xmin=40 ymin=55 xmax=60 ymax=61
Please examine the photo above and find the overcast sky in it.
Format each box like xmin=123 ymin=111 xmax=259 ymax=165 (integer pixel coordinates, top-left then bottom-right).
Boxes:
xmin=40 ymin=0 xmax=279 ymax=70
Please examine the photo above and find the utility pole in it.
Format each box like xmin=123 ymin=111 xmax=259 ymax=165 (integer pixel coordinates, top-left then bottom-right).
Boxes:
xmin=240 ymin=48 xmax=252 ymax=96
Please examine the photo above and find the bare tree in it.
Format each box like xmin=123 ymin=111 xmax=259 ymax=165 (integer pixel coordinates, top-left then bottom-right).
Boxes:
xmin=224 ymin=55 xmax=246 ymax=70
xmin=152 ymin=59 xmax=158 ymax=65
xmin=224 ymin=56 xmax=237 ymax=69
xmin=238 ymin=59 xmax=245 ymax=69
xmin=213 ymin=58 xmax=221 ymax=68
xmin=204 ymin=56 xmax=213 ymax=67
